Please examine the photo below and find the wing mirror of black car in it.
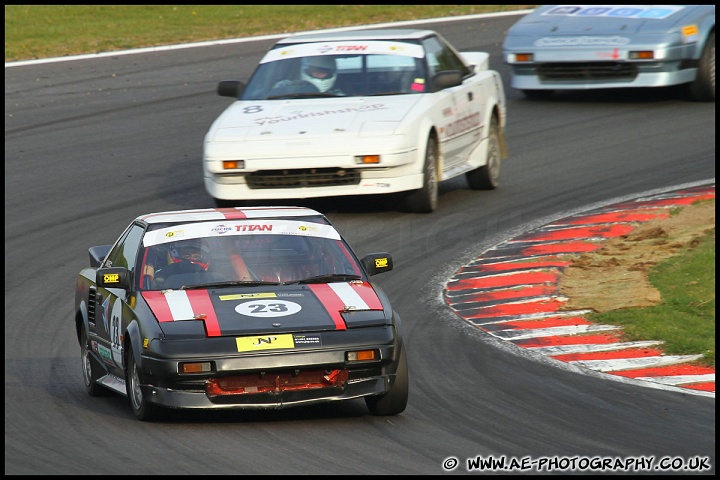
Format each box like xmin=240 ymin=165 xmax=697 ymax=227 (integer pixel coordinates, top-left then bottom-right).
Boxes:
xmin=432 ymin=70 xmax=463 ymax=91
xmin=96 ymin=267 xmax=130 ymax=290
xmin=217 ymin=80 xmax=246 ymax=98
xmin=361 ymin=253 xmax=393 ymax=276
xmin=88 ymin=245 xmax=112 ymax=268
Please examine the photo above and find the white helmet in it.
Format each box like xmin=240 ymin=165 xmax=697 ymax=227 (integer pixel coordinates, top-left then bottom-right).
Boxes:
xmin=300 ymin=56 xmax=337 ymax=92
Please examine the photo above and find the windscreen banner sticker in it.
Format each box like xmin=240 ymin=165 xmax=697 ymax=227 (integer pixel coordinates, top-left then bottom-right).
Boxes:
xmin=235 ymin=299 xmax=301 ymax=317
xmin=542 ymin=6 xmax=683 ymax=20
xmin=236 ymin=334 xmax=294 ymax=352
xmin=261 ymin=41 xmax=425 ymax=63
xmin=143 ymin=219 xmax=340 ymax=247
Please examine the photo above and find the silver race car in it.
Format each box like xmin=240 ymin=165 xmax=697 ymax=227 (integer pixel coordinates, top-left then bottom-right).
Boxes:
xmin=502 ymin=5 xmax=715 ymax=101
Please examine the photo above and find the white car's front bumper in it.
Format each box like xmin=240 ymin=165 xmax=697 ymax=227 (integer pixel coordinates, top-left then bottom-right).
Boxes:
xmin=204 ymin=150 xmax=423 ymax=201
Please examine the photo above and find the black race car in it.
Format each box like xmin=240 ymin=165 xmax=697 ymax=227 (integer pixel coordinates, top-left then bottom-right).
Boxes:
xmin=74 ymin=206 xmax=407 ymax=420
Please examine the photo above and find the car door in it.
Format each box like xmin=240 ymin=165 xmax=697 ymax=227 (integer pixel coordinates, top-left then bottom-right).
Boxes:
xmin=93 ymin=223 xmax=144 ymax=376
xmin=422 ymin=35 xmax=480 ymax=177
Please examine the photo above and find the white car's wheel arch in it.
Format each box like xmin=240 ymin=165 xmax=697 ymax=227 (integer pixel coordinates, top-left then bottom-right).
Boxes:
xmin=414 ymin=118 xmax=441 ymax=181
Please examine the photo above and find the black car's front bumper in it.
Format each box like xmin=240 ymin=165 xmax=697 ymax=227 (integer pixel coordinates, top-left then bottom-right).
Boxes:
xmin=137 ymin=326 xmax=401 ymax=410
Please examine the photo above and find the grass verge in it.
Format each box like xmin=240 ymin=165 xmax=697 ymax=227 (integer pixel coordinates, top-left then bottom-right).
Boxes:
xmin=588 ymin=216 xmax=715 ymax=367
xmin=4 ymin=5 xmax=535 ymax=62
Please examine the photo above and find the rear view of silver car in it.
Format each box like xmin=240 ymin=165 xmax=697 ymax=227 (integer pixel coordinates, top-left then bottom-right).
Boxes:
xmin=502 ymin=5 xmax=715 ymax=101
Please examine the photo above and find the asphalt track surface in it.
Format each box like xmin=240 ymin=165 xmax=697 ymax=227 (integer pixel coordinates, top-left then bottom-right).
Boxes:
xmin=5 ymin=12 xmax=716 ymax=475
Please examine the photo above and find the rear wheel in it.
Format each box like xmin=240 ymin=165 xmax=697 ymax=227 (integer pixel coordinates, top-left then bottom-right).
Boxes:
xmin=686 ymin=31 xmax=715 ymax=102
xmin=80 ymin=325 xmax=108 ymax=397
xmin=404 ymin=136 xmax=438 ymax=213
xmin=466 ymin=117 xmax=501 ymax=190
xmin=365 ymin=346 xmax=408 ymax=416
xmin=126 ymin=345 xmax=160 ymax=421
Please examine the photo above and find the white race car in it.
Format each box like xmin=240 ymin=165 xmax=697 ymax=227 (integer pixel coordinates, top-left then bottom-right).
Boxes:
xmin=502 ymin=5 xmax=715 ymax=101
xmin=203 ymin=29 xmax=508 ymax=213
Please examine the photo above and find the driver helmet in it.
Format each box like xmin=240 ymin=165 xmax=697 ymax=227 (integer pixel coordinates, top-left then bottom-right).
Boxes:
xmin=300 ymin=56 xmax=337 ymax=92
xmin=168 ymin=239 xmax=210 ymax=270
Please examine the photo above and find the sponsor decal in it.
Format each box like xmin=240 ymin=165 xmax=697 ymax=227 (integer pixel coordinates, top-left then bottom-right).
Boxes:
xmin=98 ymin=344 xmax=112 ymax=363
xmin=444 ymin=112 xmax=481 ymax=138
xmin=235 ymin=224 xmax=272 ymax=232
xmin=535 ymin=36 xmax=630 ymax=47
xmin=219 ymin=292 xmax=277 ymax=301
xmin=298 ymin=224 xmax=319 ymax=234
xmin=294 ymin=334 xmax=322 ymax=346
xmin=236 ymin=333 xmax=295 ymax=352
xmin=212 ymin=224 xmax=232 ymax=235
xmin=252 ymin=104 xmax=387 ymax=126
xmin=235 ymin=299 xmax=302 ymax=318
xmin=335 ymin=44 xmax=368 ymax=52
xmin=375 ymin=257 xmax=389 ymax=269
xmin=542 ymin=5 xmax=682 ymax=20
xmin=103 ymin=273 xmax=120 ymax=284
xmin=164 ymin=229 xmax=184 ymax=239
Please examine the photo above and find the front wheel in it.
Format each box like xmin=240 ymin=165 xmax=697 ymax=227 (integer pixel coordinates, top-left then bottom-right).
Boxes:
xmin=404 ymin=136 xmax=438 ymax=213
xmin=686 ymin=31 xmax=715 ymax=102
xmin=126 ymin=345 xmax=160 ymax=421
xmin=81 ymin=325 xmax=108 ymax=397
xmin=365 ymin=346 xmax=409 ymax=416
xmin=466 ymin=117 xmax=501 ymax=190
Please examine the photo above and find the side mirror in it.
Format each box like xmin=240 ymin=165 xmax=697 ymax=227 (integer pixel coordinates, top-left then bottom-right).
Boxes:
xmin=217 ymin=80 xmax=246 ymax=98
xmin=88 ymin=245 xmax=112 ymax=268
xmin=97 ymin=267 xmax=130 ymax=290
xmin=361 ymin=253 xmax=393 ymax=276
xmin=432 ymin=70 xmax=463 ymax=92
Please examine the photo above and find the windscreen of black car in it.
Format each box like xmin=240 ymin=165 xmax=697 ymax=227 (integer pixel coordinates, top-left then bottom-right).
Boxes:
xmin=138 ymin=227 xmax=363 ymax=291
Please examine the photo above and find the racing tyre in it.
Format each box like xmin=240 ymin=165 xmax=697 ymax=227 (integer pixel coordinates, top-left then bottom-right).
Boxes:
xmin=466 ymin=117 xmax=501 ymax=190
xmin=686 ymin=31 xmax=715 ymax=102
xmin=365 ymin=346 xmax=408 ymax=416
xmin=81 ymin=324 xmax=108 ymax=397
xmin=126 ymin=345 xmax=161 ymax=421
xmin=404 ymin=136 xmax=438 ymax=213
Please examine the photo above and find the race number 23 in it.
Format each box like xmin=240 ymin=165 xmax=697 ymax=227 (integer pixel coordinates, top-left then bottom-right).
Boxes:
xmin=235 ymin=300 xmax=301 ymax=317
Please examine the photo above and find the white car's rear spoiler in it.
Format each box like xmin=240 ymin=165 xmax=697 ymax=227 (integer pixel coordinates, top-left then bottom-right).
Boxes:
xmin=461 ymin=52 xmax=490 ymax=73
